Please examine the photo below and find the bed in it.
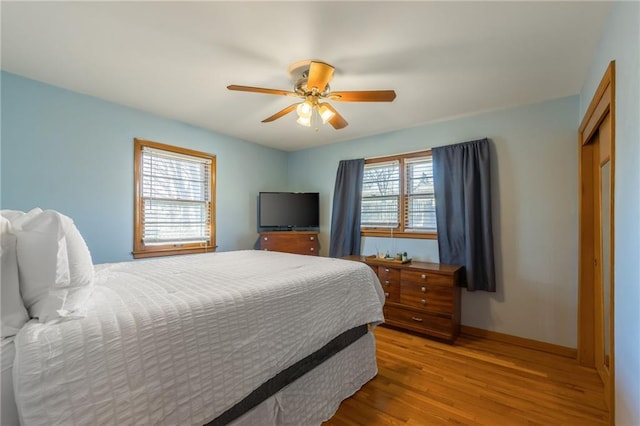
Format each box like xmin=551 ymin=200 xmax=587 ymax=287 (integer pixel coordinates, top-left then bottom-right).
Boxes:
xmin=4 ymin=249 xmax=384 ymax=425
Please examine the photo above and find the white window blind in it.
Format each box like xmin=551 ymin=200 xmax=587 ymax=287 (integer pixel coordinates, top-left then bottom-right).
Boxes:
xmin=141 ymin=146 xmax=212 ymax=246
xmin=360 ymin=150 xmax=437 ymax=235
xmin=404 ymin=156 xmax=436 ymax=232
xmin=361 ymin=160 xmax=400 ymax=227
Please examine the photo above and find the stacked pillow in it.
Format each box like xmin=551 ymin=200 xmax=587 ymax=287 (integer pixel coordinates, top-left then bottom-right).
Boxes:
xmin=1 ymin=215 xmax=30 ymax=337
xmin=1 ymin=209 xmax=94 ymax=332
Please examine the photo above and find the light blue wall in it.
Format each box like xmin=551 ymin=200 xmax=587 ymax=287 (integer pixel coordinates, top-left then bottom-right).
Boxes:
xmin=0 ymin=72 xmax=289 ymax=263
xmin=289 ymin=96 xmax=581 ymax=348
xmin=0 ymin=70 xmax=595 ymax=350
xmin=579 ymin=2 xmax=640 ymax=424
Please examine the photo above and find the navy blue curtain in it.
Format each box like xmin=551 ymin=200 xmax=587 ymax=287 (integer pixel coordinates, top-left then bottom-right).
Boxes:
xmin=432 ymin=138 xmax=496 ymax=292
xmin=329 ymin=159 xmax=365 ymax=258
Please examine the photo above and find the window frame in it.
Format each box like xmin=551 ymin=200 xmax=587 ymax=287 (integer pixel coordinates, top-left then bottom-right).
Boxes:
xmin=361 ymin=150 xmax=437 ymax=240
xmin=133 ymin=138 xmax=216 ymax=259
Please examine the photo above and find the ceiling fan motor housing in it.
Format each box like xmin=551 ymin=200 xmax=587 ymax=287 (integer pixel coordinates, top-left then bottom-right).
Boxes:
xmin=294 ymin=78 xmax=331 ymax=97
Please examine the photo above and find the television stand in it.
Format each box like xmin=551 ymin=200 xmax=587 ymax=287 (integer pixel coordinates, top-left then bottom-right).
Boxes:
xmin=259 ymin=231 xmax=319 ymax=256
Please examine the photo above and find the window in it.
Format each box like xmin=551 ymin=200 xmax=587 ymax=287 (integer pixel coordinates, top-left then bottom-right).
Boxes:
xmin=361 ymin=150 xmax=436 ymax=239
xmin=133 ymin=138 xmax=216 ymax=258
xmin=361 ymin=160 xmax=400 ymax=227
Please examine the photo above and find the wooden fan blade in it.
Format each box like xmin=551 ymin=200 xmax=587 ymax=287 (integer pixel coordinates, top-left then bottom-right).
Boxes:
xmin=323 ymin=104 xmax=348 ymax=129
xmin=261 ymin=103 xmax=299 ymax=123
xmin=328 ymin=90 xmax=397 ymax=102
xmin=307 ymin=61 xmax=335 ymax=93
xmin=227 ymin=85 xmax=298 ymax=97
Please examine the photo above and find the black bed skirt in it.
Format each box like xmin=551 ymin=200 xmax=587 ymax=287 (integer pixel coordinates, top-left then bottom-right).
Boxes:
xmin=205 ymin=324 xmax=369 ymax=426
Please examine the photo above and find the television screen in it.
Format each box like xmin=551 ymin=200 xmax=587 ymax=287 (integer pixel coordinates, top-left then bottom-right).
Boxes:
xmin=259 ymin=192 xmax=319 ymax=229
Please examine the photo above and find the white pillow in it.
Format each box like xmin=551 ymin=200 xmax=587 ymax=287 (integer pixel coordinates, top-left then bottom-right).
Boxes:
xmin=0 ymin=217 xmax=30 ymax=337
xmin=16 ymin=210 xmax=94 ymax=322
xmin=0 ymin=210 xmax=24 ymax=222
xmin=1 ymin=208 xmax=43 ymax=229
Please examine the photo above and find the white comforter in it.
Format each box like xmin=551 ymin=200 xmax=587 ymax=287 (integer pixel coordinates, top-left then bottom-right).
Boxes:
xmin=13 ymin=251 xmax=384 ymax=425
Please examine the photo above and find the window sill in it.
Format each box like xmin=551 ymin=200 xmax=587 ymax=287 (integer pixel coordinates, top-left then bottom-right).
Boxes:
xmin=360 ymin=230 xmax=437 ymax=240
xmin=132 ymin=245 xmax=216 ymax=259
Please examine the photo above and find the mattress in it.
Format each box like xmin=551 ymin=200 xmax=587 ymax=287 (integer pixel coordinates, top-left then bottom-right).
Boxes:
xmin=13 ymin=250 xmax=384 ymax=425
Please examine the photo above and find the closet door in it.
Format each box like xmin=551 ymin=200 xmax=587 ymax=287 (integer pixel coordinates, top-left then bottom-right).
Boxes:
xmin=590 ymin=112 xmax=613 ymax=405
xmin=578 ymin=61 xmax=615 ymax=420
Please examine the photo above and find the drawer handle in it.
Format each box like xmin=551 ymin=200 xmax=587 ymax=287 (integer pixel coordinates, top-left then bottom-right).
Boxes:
xmin=384 ymin=292 xmax=390 ymax=298
xmin=421 ymin=274 xmax=426 ymax=279
xmin=421 ymin=286 xmax=426 ymax=292
xmin=310 ymin=236 xmax=315 ymax=240
xmin=310 ymin=247 xmax=314 ymax=251
xmin=385 ymin=280 xmax=390 ymax=285
xmin=411 ymin=316 xmax=423 ymax=322
xmin=421 ymin=299 xmax=426 ymax=305
xmin=264 ymin=237 xmax=268 ymax=241
xmin=385 ymin=268 xmax=390 ymax=272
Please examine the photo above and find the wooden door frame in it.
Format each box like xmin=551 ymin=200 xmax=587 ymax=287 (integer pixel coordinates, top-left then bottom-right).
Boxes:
xmin=578 ymin=61 xmax=615 ymax=423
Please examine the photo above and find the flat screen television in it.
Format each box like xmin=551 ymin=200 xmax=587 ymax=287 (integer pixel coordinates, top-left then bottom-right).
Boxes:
xmin=258 ymin=192 xmax=319 ymax=230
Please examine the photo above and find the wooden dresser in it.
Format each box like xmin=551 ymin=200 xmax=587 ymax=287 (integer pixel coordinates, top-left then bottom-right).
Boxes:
xmin=259 ymin=231 xmax=319 ymax=256
xmin=344 ymin=255 xmax=463 ymax=343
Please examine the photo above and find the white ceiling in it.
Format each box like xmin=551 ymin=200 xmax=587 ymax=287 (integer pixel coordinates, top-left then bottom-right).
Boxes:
xmin=1 ymin=1 xmax=611 ymax=152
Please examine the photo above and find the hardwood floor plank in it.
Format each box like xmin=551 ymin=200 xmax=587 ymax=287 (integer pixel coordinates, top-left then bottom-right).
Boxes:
xmin=325 ymin=327 xmax=607 ymax=425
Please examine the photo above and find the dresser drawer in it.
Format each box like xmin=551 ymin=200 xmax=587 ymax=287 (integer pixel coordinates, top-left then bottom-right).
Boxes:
xmin=400 ymin=282 xmax=454 ymax=315
xmin=378 ymin=266 xmax=400 ymax=282
xmin=383 ymin=305 xmax=455 ymax=341
xmin=377 ymin=266 xmax=400 ymax=303
xmin=260 ymin=232 xmax=319 ymax=255
xmin=401 ymin=269 xmax=453 ymax=287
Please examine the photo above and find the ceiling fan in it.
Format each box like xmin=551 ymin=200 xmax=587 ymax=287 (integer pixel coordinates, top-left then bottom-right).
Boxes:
xmin=227 ymin=60 xmax=396 ymax=130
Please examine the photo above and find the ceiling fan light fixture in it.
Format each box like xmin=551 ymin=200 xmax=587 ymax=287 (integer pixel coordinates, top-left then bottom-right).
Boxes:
xmin=318 ymin=103 xmax=335 ymax=124
xmin=296 ymin=101 xmax=313 ymax=119
xmin=296 ymin=116 xmax=311 ymax=127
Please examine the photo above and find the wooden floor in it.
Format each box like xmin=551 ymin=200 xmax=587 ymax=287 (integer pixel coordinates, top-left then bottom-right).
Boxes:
xmin=325 ymin=326 xmax=608 ymax=425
